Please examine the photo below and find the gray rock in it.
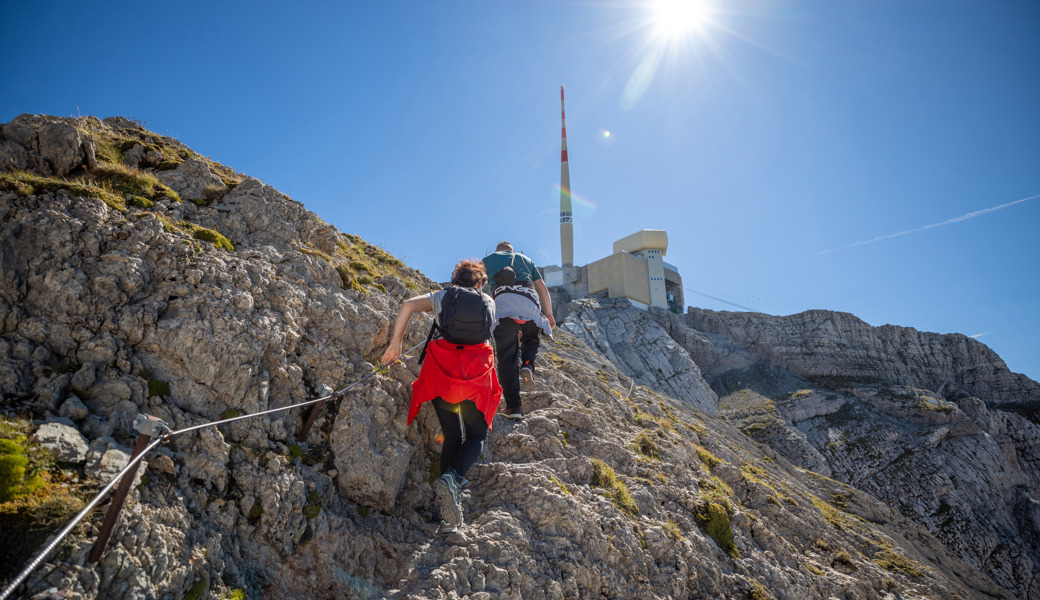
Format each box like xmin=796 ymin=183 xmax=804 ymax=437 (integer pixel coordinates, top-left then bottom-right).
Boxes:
xmin=0 ymin=138 xmax=29 ymax=171
xmin=70 ymin=364 xmax=96 ymax=394
xmin=36 ymin=120 xmax=85 ymax=176
xmin=85 ymin=437 xmax=132 ymax=482
xmin=1 ymin=113 xmax=45 ymax=148
xmin=32 ymin=422 xmax=89 ymax=462
xmin=561 ymin=298 xmax=718 ymax=415
xmin=122 ymin=144 xmax=146 ymax=168
xmin=58 ymin=395 xmax=90 ymax=420
xmin=155 ymin=158 xmax=225 ymax=202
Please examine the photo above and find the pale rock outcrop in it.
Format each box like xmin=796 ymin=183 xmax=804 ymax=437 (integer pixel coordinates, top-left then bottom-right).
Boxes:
xmin=85 ymin=437 xmax=133 ymax=482
xmin=32 ymin=422 xmax=89 ymax=462
xmin=155 ymin=158 xmax=226 ymax=202
xmin=0 ymin=114 xmax=95 ymax=176
xmin=561 ymin=297 xmax=718 ymax=415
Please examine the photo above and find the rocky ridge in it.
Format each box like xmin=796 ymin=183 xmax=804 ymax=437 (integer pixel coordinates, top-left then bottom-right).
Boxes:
xmin=0 ymin=114 xmax=1036 ymax=600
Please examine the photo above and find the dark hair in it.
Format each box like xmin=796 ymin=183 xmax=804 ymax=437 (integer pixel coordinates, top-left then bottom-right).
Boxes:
xmin=451 ymin=259 xmax=487 ymax=288
xmin=496 ymin=241 xmax=513 ymax=252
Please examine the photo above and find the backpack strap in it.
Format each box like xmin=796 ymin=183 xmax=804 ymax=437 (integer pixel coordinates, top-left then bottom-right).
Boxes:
xmin=419 ymin=288 xmax=457 ymax=364
xmin=417 ymin=321 xmax=438 ymax=365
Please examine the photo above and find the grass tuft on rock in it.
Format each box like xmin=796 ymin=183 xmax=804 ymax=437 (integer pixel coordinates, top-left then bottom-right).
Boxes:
xmin=873 ymin=548 xmax=923 ymax=577
xmin=590 ymin=458 xmax=638 ymax=515
xmin=0 ymin=170 xmax=125 ymax=211
xmin=632 ymin=430 xmax=661 ymax=460
xmin=695 ymin=445 xmax=721 ymax=470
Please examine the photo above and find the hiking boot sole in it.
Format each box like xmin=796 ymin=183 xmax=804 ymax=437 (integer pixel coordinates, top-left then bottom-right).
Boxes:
xmin=501 ymin=409 xmax=523 ymax=421
xmin=434 ymin=477 xmax=463 ymax=527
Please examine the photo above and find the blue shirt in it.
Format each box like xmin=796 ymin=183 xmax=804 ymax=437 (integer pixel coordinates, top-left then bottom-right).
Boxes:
xmin=481 ymin=251 xmax=542 ymax=289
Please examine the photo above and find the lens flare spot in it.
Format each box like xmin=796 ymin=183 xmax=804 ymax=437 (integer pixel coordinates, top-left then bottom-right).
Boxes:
xmin=435 ymin=434 xmax=445 ymax=444
xmin=554 ymin=183 xmax=598 ymax=210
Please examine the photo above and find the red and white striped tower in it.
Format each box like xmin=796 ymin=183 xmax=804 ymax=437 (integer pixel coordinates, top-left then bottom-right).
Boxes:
xmin=560 ymin=85 xmax=574 ymax=268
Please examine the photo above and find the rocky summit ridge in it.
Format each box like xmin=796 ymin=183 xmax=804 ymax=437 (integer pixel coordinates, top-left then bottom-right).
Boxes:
xmin=1 ymin=114 xmax=1038 ymax=600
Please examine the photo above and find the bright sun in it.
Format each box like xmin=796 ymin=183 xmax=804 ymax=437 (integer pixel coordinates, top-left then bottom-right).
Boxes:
xmin=652 ymin=0 xmax=711 ymax=39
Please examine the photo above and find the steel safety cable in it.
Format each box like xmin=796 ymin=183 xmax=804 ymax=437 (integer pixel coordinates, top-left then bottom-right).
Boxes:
xmin=0 ymin=339 xmax=426 ymax=600
xmin=0 ymin=435 xmax=167 ymax=600
xmin=168 ymin=339 xmax=426 ymax=437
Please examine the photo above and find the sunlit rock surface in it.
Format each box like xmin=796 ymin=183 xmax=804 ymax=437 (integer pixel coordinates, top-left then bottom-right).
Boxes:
xmin=2 ymin=115 xmax=1037 ymax=600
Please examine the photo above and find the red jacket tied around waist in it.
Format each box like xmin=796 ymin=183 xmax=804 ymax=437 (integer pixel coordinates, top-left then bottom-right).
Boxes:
xmin=408 ymin=338 xmax=502 ymax=429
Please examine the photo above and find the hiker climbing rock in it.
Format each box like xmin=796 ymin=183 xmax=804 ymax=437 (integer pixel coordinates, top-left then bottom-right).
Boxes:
xmin=381 ymin=259 xmax=501 ymax=533
xmin=481 ymin=241 xmax=555 ymax=420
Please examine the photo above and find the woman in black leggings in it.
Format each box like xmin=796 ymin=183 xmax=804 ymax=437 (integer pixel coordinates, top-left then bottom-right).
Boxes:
xmin=382 ymin=259 xmax=501 ymax=533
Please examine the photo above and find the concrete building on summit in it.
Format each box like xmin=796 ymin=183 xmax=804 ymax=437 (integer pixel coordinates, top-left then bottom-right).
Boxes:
xmin=542 ymin=229 xmax=685 ymax=314
xmin=541 ymin=87 xmax=684 ymax=314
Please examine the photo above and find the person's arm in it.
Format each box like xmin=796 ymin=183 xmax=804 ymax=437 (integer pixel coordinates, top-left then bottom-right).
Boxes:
xmin=533 ymin=279 xmax=556 ymax=328
xmin=380 ymin=294 xmax=434 ymax=365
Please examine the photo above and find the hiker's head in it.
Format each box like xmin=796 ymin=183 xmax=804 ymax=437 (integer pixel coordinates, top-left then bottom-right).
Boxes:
xmin=451 ymin=259 xmax=487 ymax=288
xmin=496 ymin=241 xmax=514 ymax=252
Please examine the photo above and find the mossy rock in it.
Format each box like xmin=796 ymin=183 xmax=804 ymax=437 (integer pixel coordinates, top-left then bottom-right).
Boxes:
xmin=148 ymin=379 xmax=171 ymax=398
xmin=699 ymin=501 xmax=738 ymax=557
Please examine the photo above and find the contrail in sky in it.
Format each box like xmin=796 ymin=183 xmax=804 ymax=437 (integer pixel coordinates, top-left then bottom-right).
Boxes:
xmin=817 ymin=194 xmax=1040 ymax=256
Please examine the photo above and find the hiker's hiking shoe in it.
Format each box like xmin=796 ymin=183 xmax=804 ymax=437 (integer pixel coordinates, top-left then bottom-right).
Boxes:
xmin=520 ymin=361 xmax=535 ymax=390
xmin=501 ymin=406 xmax=523 ymax=421
xmin=437 ymin=520 xmax=457 ymax=534
xmin=434 ymin=472 xmax=463 ymax=530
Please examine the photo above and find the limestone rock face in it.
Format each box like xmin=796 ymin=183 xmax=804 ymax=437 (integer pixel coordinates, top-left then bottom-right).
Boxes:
xmin=680 ymin=307 xmax=1040 ymax=408
xmin=652 ymin=307 xmax=1040 ymax=600
xmin=2 ymin=114 xmax=1036 ymax=600
xmin=560 ymin=298 xmax=718 ymax=415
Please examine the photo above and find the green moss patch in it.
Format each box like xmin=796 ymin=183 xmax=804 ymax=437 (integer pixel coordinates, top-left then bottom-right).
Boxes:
xmin=181 ymin=222 xmax=234 ymax=251
xmin=148 ymin=379 xmax=171 ymax=398
xmin=0 ymin=416 xmax=93 ymax=584
xmin=304 ymin=491 xmax=322 ymax=519
xmin=248 ymin=498 xmax=264 ymax=521
xmin=697 ymin=501 xmax=738 ymax=557
xmin=183 ymin=578 xmax=207 ymax=600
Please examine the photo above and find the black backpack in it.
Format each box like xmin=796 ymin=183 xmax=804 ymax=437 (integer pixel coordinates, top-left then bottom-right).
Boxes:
xmin=493 ymin=252 xmax=518 ymax=287
xmin=418 ymin=286 xmax=494 ymax=363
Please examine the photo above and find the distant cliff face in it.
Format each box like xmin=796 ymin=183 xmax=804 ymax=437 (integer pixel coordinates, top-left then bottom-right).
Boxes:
xmin=677 ymin=308 xmax=1040 ymax=408
xmin=0 ymin=114 xmax=1035 ymax=600
xmin=646 ymin=307 xmax=1040 ymax=600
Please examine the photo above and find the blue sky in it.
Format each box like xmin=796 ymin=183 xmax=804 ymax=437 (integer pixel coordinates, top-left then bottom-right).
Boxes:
xmin=3 ymin=1 xmax=1039 ymax=381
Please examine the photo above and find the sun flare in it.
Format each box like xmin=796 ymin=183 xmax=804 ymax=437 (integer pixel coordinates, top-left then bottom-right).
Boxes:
xmin=652 ymin=0 xmax=711 ymax=39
